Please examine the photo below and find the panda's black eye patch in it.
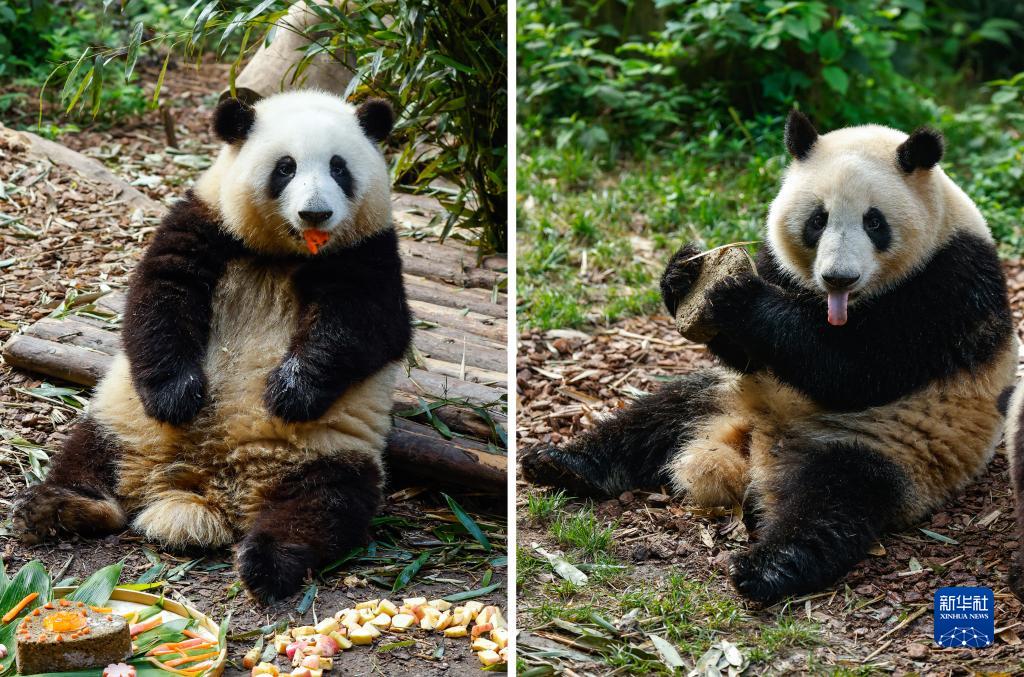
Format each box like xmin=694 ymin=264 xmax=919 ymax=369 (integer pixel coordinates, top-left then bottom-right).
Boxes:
xmin=863 ymin=207 xmax=892 ymax=251
xmin=268 ymin=156 xmax=296 ymax=199
xmin=329 ymin=155 xmax=355 ymax=199
xmin=802 ymin=205 xmax=828 ymax=248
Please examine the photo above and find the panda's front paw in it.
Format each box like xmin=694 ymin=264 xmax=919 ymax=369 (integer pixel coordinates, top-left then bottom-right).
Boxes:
xmin=236 ymin=531 xmax=313 ymax=603
xmin=264 ymin=355 xmax=335 ymax=423
xmin=660 ymin=243 xmax=704 ymax=315
xmin=138 ymin=365 xmax=207 ymax=425
xmin=705 ymin=272 xmax=764 ymax=331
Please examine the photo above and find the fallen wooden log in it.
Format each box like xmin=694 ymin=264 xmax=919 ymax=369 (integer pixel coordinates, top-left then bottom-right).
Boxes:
xmin=387 ymin=418 xmax=505 ymax=492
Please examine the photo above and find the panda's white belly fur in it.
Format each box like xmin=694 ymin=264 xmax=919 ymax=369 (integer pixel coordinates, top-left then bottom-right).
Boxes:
xmin=671 ymin=335 xmax=1018 ymax=523
xmin=89 ymin=260 xmax=398 ymax=548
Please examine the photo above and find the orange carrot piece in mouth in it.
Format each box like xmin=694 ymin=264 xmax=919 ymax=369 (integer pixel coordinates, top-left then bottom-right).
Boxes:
xmin=303 ymin=229 xmax=330 ymax=254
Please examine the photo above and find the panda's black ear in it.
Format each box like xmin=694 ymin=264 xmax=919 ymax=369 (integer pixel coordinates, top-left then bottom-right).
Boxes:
xmin=356 ymin=98 xmax=394 ymax=143
xmin=896 ymin=127 xmax=944 ymax=173
xmin=784 ymin=109 xmax=818 ymax=161
xmin=213 ymin=98 xmax=255 ymax=144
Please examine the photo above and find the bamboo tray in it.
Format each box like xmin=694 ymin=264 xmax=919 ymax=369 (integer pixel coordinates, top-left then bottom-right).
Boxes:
xmin=51 ymin=587 xmax=226 ymax=676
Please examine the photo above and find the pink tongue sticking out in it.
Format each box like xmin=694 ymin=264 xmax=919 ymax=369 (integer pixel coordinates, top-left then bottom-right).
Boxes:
xmin=827 ymin=291 xmax=849 ymax=326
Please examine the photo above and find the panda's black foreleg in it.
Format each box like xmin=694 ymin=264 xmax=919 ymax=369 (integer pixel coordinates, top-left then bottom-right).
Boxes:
xmin=520 ymin=370 xmax=723 ymax=497
xmin=729 ymin=439 xmax=908 ymax=604
xmin=236 ymin=455 xmax=382 ymax=602
xmin=12 ymin=417 xmax=127 ymax=544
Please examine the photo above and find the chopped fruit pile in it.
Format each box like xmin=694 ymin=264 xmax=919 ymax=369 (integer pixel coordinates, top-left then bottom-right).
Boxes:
xmin=250 ymin=597 xmax=508 ymax=675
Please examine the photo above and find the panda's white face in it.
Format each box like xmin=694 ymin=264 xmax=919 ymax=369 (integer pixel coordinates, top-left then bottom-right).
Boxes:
xmin=200 ymin=91 xmax=393 ymax=255
xmin=768 ymin=119 xmax=956 ymax=326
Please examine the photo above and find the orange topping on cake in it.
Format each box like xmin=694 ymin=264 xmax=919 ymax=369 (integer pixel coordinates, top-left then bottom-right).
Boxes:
xmin=43 ymin=611 xmax=87 ymax=633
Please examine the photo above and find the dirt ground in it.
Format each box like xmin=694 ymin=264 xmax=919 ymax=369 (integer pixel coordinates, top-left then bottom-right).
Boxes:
xmin=0 ymin=61 xmax=506 ymax=675
xmin=516 ymin=264 xmax=1024 ymax=675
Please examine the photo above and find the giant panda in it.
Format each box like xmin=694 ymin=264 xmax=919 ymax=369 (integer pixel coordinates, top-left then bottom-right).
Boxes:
xmin=522 ymin=110 xmax=1017 ymax=604
xmin=12 ymin=90 xmax=412 ymax=601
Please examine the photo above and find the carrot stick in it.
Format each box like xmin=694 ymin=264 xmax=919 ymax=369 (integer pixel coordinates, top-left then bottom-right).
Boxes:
xmin=182 ymin=629 xmax=205 ymax=640
xmin=145 ymin=658 xmax=207 ymax=676
xmin=90 ymin=606 xmax=113 ymax=613
xmin=166 ymin=638 xmax=209 ymax=650
xmin=2 ymin=592 xmax=39 ymax=623
xmin=165 ymin=651 xmax=218 ymax=667
xmin=129 ymin=616 xmax=163 ymax=636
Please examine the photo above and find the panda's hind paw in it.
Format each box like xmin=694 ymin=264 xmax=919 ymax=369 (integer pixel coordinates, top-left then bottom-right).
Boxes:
xmin=520 ymin=446 xmax=603 ymax=496
xmin=12 ymin=483 xmax=126 ymax=545
xmin=728 ymin=544 xmax=814 ymax=605
xmin=236 ymin=531 xmax=313 ymax=603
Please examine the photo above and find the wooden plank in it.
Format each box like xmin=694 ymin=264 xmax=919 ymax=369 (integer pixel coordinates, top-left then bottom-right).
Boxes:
xmin=387 ymin=418 xmax=504 ymax=491
xmin=399 ymin=239 xmax=504 ymax=290
xmin=414 ymin=329 xmax=506 ymax=373
xmin=421 ymin=357 xmax=505 ymax=387
xmin=27 ymin=317 xmax=120 ymax=355
xmin=397 ymin=368 xmax=504 ymax=408
xmin=403 ymin=274 xmax=505 ymax=316
xmin=408 ymin=300 xmax=505 ymax=342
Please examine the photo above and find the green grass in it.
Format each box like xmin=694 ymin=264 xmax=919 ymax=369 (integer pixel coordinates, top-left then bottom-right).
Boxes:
xmin=517 ymin=101 xmax=1024 ymax=331
xmin=748 ymin=614 xmax=822 ymax=663
xmin=549 ymin=506 xmax=616 ymax=558
xmin=516 ymin=545 xmax=544 ymax=588
xmin=526 ymin=489 xmax=570 ymax=522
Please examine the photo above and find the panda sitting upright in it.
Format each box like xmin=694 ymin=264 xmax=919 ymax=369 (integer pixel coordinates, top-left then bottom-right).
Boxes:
xmin=13 ymin=91 xmax=412 ymax=601
xmin=523 ymin=111 xmax=1017 ymax=603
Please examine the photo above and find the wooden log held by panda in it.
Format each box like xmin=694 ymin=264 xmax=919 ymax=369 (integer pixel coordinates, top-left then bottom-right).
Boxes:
xmin=221 ymin=0 xmax=355 ymax=105
xmin=672 ymin=245 xmax=757 ymax=343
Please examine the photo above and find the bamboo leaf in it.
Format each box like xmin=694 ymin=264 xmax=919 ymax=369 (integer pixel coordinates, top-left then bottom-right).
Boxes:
xmin=392 ymin=552 xmax=430 ymax=592
xmin=125 ymin=20 xmax=144 ymax=80
xmin=0 ymin=561 xmax=52 ymax=673
xmin=65 ymin=561 xmax=123 ymax=605
xmin=151 ymin=49 xmax=172 ymax=106
xmin=443 ymin=493 xmax=491 ymax=551
xmin=441 ymin=581 xmax=501 ymax=602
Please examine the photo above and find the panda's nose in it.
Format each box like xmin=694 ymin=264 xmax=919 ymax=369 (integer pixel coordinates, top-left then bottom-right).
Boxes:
xmin=822 ymin=272 xmax=861 ymax=290
xmin=299 ymin=210 xmax=332 ymax=225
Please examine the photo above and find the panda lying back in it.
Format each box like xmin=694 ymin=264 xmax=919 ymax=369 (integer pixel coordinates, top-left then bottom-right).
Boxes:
xmin=523 ymin=111 xmax=1017 ymax=604
xmin=13 ymin=91 xmax=412 ymax=601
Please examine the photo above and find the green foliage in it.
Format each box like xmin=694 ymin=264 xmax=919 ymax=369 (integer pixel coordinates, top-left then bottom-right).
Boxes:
xmin=518 ymin=0 xmax=1024 ymax=151
xmin=0 ymin=1 xmax=190 ymax=121
xmin=517 ymin=2 xmax=1024 ymax=329
xmin=45 ymin=0 xmax=507 ymax=253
